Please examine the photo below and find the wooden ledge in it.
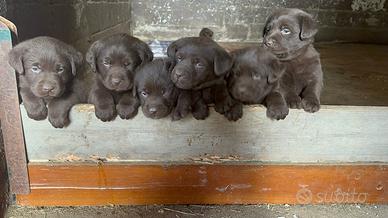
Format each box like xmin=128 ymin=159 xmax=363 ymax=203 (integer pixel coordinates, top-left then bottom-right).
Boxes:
xmin=17 ymin=163 xmax=388 ymax=206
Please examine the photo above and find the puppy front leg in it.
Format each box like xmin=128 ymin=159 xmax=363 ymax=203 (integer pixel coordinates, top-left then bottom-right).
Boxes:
xmin=48 ymin=93 xmax=80 ymax=128
xmin=213 ymin=84 xmax=233 ymax=115
xmin=191 ymin=91 xmax=209 ymax=120
xmin=213 ymin=84 xmax=243 ymax=121
xmin=117 ymin=93 xmax=139 ymax=119
xmin=172 ymin=90 xmax=192 ymax=121
xmin=265 ymin=91 xmax=289 ymax=120
xmin=89 ymin=87 xmax=116 ymax=121
xmin=20 ymin=88 xmax=47 ymax=120
xmin=301 ymin=80 xmax=322 ymax=113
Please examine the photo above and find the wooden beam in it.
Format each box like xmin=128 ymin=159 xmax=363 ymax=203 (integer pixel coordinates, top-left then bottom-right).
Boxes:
xmin=22 ymin=105 xmax=388 ymax=163
xmin=17 ymin=163 xmax=388 ymax=206
xmin=0 ymin=20 xmax=29 ymax=194
xmin=0 ymin=128 xmax=9 ymax=218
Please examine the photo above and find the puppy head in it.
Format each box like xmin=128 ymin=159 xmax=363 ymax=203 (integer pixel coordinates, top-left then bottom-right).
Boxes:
xmin=135 ymin=58 xmax=177 ymax=119
xmin=262 ymin=8 xmax=318 ymax=60
xmin=167 ymin=35 xmax=232 ymax=90
xmin=228 ymin=47 xmax=285 ymax=104
xmin=86 ymin=33 xmax=153 ymax=92
xmin=8 ymin=36 xmax=83 ymax=98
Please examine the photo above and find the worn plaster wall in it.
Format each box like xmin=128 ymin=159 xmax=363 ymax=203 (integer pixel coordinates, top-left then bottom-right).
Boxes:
xmin=6 ymin=0 xmax=132 ymax=52
xmin=132 ymin=0 xmax=388 ymax=43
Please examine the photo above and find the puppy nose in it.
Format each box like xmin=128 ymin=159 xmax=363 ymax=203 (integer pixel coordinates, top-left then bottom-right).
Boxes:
xmin=43 ymin=84 xmax=55 ymax=92
xmin=174 ymin=70 xmax=184 ymax=77
xmin=148 ymin=107 xmax=157 ymax=114
xmin=238 ymin=86 xmax=248 ymax=95
xmin=265 ymin=38 xmax=276 ymax=47
xmin=111 ymin=78 xmax=122 ymax=85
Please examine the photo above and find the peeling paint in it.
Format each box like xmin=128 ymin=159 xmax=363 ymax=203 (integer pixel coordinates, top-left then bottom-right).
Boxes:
xmin=351 ymin=0 xmax=386 ymax=12
xmin=216 ymin=184 xmax=252 ymax=192
xmin=366 ymin=16 xmax=380 ymax=26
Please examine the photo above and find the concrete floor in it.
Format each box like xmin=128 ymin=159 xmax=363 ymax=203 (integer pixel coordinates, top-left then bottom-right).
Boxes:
xmin=6 ymin=204 xmax=388 ymax=218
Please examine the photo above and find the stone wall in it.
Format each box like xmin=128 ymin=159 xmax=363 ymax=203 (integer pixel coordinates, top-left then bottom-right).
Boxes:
xmin=132 ymin=0 xmax=388 ymax=43
xmin=6 ymin=0 xmax=132 ymax=52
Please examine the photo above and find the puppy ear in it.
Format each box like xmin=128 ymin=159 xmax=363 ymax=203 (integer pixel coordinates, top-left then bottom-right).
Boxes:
xmin=267 ymin=59 xmax=286 ymax=84
xmin=167 ymin=41 xmax=178 ymax=58
xmin=132 ymin=83 xmax=137 ymax=97
xmin=8 ymin=45 xmax=27 ymax=74
xmin=133 ymin=39 xmax=153 ymax=64
xmin=298 ymin=12 xmax=318 ymax=40
xmin=262 ymin=14 xmax=275 ymax=37
xmin=163 ymin=57 xmax=176 ymax=73
xmin=167 ymin=38 xmax=193 ymax=58
xmin=199 ymin=28 xmax=214 ymax=39
xmin=67 ymin=48 xmax=83 ymax=76
xmin=214 ymin=47 xmax=233 ymax=76
xmin=86 ymin=40 xmax=103 ymax=73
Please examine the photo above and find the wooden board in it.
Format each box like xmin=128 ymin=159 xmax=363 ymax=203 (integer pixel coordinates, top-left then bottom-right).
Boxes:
xmin=22 ymin=105 xmax=388 ymax=163
xmin=17 ymin=163 xmax=388 ymax=206
xmin=0 ymin=20 xmax=29 ymax=194
xmin=0 ymin=128 xmax=8 ymax=218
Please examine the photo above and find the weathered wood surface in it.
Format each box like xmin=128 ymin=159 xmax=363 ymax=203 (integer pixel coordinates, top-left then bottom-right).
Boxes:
xmin=0 ymin=21 xmax=29 ymax=194
xmin=17 ymin=163 xmax=388 ymax=206
xmin=0 ymin=128 xmax=8 ymax=218
xmin=21 ymin=104 xmax=388 ymax=163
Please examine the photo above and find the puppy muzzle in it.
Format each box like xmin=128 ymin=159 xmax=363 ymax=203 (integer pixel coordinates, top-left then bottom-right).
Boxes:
xmin=171 ymin=68 xmax=193 ymax=89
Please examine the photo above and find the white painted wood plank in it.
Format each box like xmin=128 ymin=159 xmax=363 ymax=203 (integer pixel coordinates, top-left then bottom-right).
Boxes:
xmin=21 ymin=104 xmax=388 ymax=163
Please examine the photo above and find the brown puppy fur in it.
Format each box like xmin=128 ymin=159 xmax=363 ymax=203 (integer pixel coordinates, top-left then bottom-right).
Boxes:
xmin=227 ymin=46 xmax=288 ymax=120
xmin=263 ymin=8 xmax=323 ymax=113
xmin=167 ymin=28 xmax=235 ymax=120
xmin=87 ymin=33 xmax=153 ymax=121
xmin=134 ymin=58 xmax=191 ymax=120
xmin=8 ymin=36 xmax=85 ymax=128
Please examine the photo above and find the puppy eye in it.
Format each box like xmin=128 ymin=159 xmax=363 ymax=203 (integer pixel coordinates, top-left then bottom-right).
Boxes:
xmin=123 ymin=62 xmax=130 ymax=67
xmin=280 ymin=27 xmax=291 ymax=35
xmin=176 ymin=55 xmax=183 ymax=62
xmin=57 ymin=66 xmax=64 ymax=74
xmin=103 ymin=61 xmax=111 ymax=67
xmin=195 ymin=62 xmax=204 ymax=68
xmin=31 ymin=66 xmax=41 ymax=74
xmin=141 ymin=91 xmax=148 ymax=97
xmin=252 ymin=73 xmax=262 ymax=80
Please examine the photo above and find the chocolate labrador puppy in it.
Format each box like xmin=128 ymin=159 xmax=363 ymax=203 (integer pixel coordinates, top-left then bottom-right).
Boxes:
xmin=87 ymin=33 xmax=153 ymax=121
xmin=263 ymin=8 xmax=323 ymax=112
xmin=227 ymin=46 xmax=288 ymax=120
xmin=134 ymin=58 xmax=191 ymax=120
xmin=167 ymin=28 xmax=234 ymax=120
xmin=8 ymin=36 xmax=85 ymax=128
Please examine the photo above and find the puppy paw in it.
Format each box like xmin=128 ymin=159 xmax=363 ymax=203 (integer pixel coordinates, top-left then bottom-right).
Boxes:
xmin=48 ymin=113 xmax=69 ymax=128
xmin=117 ymin=103 xmax=138 ymax=120
xmin=192 ymin=106 xmax=209 ymax=120
xmin=267 ymin=104 xmax=289 ymax=120
xmin=286 ymin=95 xmax=302 ymax=109
xmin=95 ymin=105 xmax=116 ymax=122
xmin=302 ymin=97 xmax=320 ymax=113
xmin=224 ymin=103 xmax=243 ymax=121
xmin=171 ymin=105 xmax=191 ymax=121
xmin=214 ymin=96 xmax=234 ymax=115
xmin=26 ymin=104 xmax=48 ymax=120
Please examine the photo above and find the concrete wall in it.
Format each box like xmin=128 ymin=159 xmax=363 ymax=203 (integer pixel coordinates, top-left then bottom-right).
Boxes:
xmin=132 ymin=0 xmax=388 ymax=43
xmin=6 ymin=0 xmax=132 ymax=52
xmin=4 ymin=1 xmax=388 ymax=45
